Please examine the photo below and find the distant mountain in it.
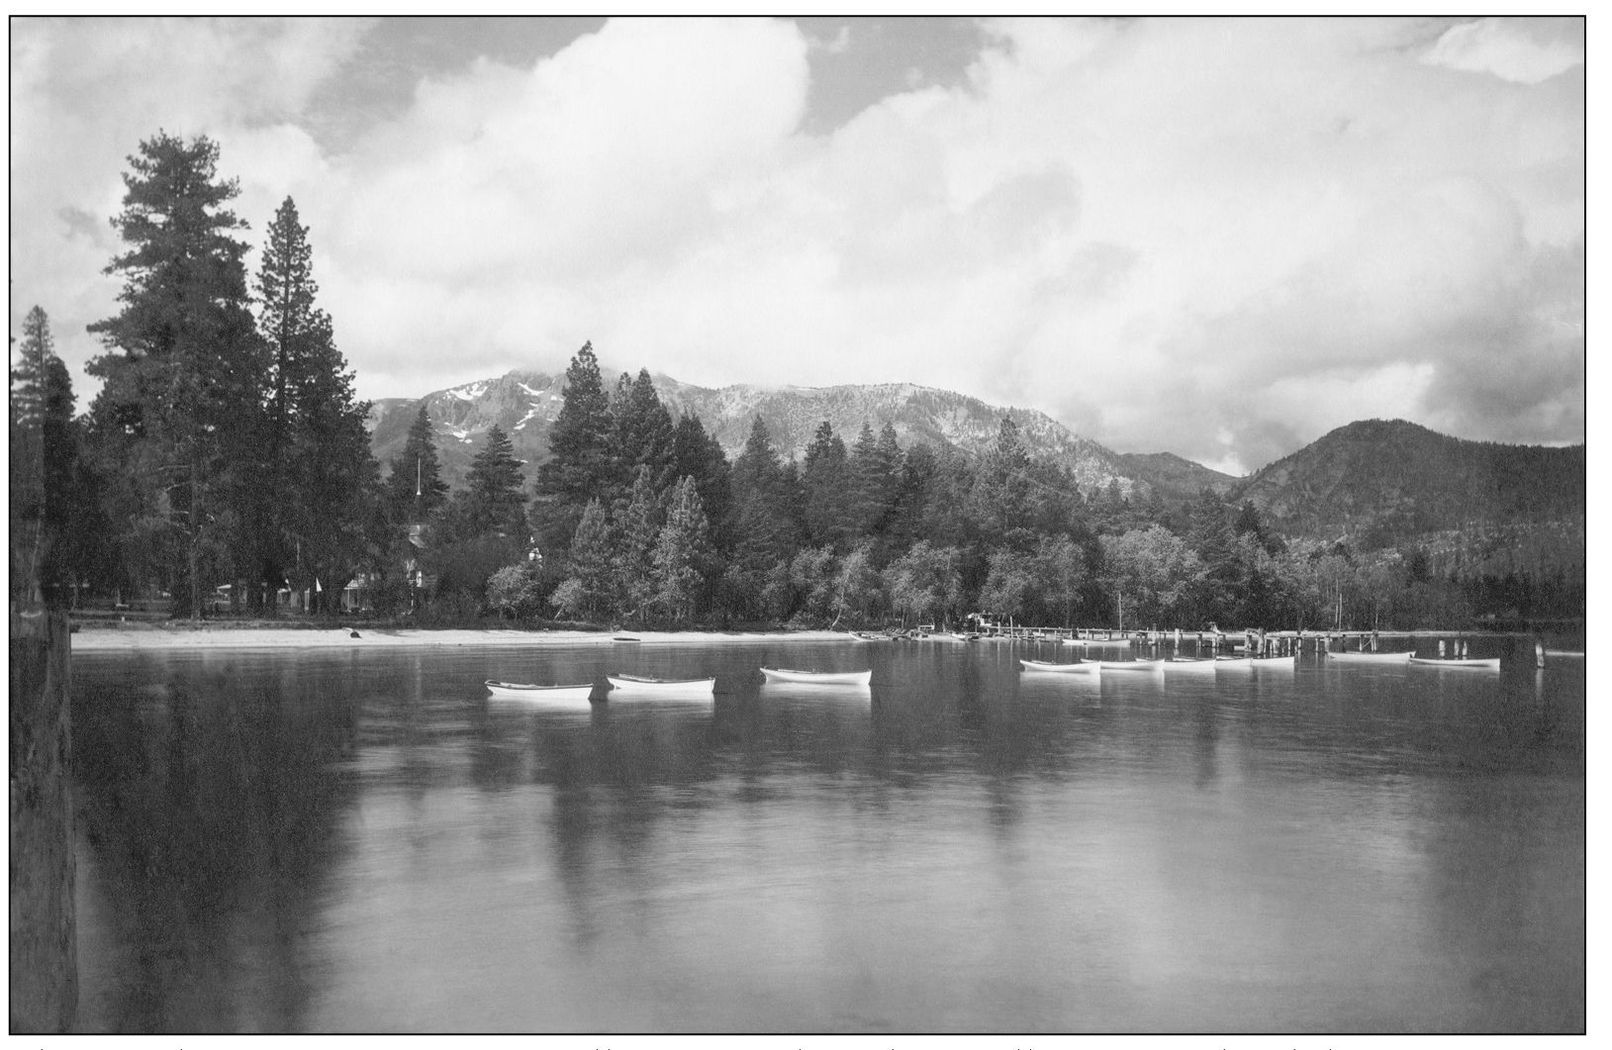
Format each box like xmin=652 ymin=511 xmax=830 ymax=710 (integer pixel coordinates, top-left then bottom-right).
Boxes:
xmin=1233 ymin=418 xmax=1585 ymax=567
xmin=1116 ymin=451 xmax=1238 ymax=497
xmin=367 ymin=379 xmax=1584 ymax=575
xmin=368 ymin=367 xmax=1177 ymax=499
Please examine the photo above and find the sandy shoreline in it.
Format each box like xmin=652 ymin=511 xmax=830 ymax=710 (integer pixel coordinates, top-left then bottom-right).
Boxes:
xmin=69 ymin=624 xmax=854 ymax=652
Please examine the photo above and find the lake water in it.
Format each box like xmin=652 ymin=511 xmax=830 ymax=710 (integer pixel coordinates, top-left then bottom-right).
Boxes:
xmin=68 ymin=636 xmax=1584 ymax=1034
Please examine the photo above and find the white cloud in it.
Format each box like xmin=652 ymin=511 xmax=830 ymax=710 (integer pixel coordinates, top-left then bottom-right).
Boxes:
xmin=1422 ymin=17 xmax=1584 ymax=84
xmin=8 ymin=15 xmax=1584 ymax=473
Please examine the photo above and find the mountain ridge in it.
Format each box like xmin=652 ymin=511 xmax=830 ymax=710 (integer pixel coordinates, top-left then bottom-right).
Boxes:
xmin=367 ymin=372 xmax=1583 ymax=565
xmin=368 ymin=366 xmax=1231 ymax=500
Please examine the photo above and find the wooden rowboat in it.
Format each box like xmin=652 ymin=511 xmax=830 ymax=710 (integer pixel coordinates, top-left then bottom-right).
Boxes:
xmin=1162 ymin=658 xmax=1218 ymax=673
xmin=1250 ymin=655 xmax=1296 ymax=671
xmin=1325 ymin=650 xmax=1413 ymax=664
xmin=759 ymin=667 xmax=873 ymax=686
xmin=605 ymin=674 xmax=716 ymax=696
xmin=1096 ymin=659 xmax=1164 ymax=672
xmin=1408 ymin=657 xmax=1500 ymax=671
xmin=485 ymin=680 xmax=595 ymax=701
xmin=1020 ymin=659 xmax=1099 ymax=675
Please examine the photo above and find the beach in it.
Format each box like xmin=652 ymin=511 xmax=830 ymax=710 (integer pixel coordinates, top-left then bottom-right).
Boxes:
xmin=69 ymin=623 xmax=851 ymax=652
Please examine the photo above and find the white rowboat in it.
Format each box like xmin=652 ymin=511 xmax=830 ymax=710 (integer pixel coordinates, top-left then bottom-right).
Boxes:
xmin=1096 ymin=659 xmax=1164 ymax=672
xmin=1162 ymin=658 xmax=1218 ymax=673
xmin=1020 ymin=659 xmax=1099 ymax=675
xmin=486 ymin=680 xmax=595 ymax=701
xmin=1326 ymin=651 xmax=1413 ymax=664
xmin=1250 ymin=655 xmax=1296 ymax=671
xmin=1408 ymin=657 xmax=1501 ymax=671
xmin=759 ymin=667 xmax=873 ymax=686
xmin=605 ymin=674 xmax=716 ymax=696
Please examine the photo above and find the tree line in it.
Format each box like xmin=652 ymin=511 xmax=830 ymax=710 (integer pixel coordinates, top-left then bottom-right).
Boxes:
xmin=10 ymin=131 xmax=1580 ymax=630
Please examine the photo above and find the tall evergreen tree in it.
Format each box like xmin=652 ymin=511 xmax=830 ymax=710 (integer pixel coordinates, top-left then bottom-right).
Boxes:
xmin=653 ymin=476 xmax=714 ymax=621
xmin=801 ymin=420 xmax=850 ymax=549
xmin=10 ymin=308 xmax=105 ymax=606
xmin=457 ymin=424 xmax=528 ymax=539
xmin=550 ymin=498 xmax=617 ymax=621
xmin=85 ymin=131 xmax=264 ymax=619
xmin=535 ymin=341 xmax=614 ymax=550
xmin=612 ymin=368 xmax=676 ymax=495
xmin=614 ymin=464 xmax=663 ymax=619
xmin=253 ymin=196 xmax=377 ymax=614
xmin=672 ymin=410 xmax=731 ymax=549
xmin=387 ymin=405 xmax=450 ymax=522
xmin=729 ymin=415 xmax=798 ymax=571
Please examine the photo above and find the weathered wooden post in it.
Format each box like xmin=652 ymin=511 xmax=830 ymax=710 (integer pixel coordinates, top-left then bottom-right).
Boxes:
xmin=9 ymin=344 xmax=78 ymax=1032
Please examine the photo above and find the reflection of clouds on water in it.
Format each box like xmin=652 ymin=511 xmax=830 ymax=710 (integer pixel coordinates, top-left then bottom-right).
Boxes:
xmin=67 ymin=641 xmax=1583 ymax=1032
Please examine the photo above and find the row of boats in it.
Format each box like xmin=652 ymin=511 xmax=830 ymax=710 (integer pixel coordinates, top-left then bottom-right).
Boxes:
xmin=486 ymin=647 xmax=1504 ymax=701
xmin=1020 ymin=650 xmax=1501 ymax=676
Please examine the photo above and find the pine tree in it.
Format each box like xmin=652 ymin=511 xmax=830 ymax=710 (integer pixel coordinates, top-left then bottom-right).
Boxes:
xmin=388 ymin=405 xmax=450 ymax=521
xmin=551 ymin=498 xmax=617 ymax=621
xmin=729 ymin=415 xmax=798 ymax=571
xmin=10 ymin=307 xmax=94 ymax=606
xmin=535 ymin=341 xmax=614 ymax=550
xmin=653 ymin=476 xmax=714 ymax=621
xmin=614 ymin=464 xmax=663 ymax=619
xmin=85 ymin=131 xmax=264 ymax=619
xmin=459 ymin=424 xmax=528 ymax=539
xmin=253 ymin=196 xmax=378 ymax=614
xmin=672 ymin=410 xmax=731 ymax=549
xmin=801 ymin=420 xmax=850 ymax=549
xmin=612 ymin=368 xmax=676 ymax=495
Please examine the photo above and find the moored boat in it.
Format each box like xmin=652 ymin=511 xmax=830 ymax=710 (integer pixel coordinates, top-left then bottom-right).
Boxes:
xmin=848 ymin=631 xmax=889 ymax=642
xmin=759 ymin=666 xmax=873 ymax=686
xmin=1325 ymin=650 xmax=1413 ymax=664
xmin=1408 ymin=656 xmax=1501 ymax=671
xmin=1250 ymin=654 xmax=1296 ymax=670
xmin=612 ymin=635 xmax=641 ymax=643
xmin=1019 ymin=659 xmax=1099 ymax=675
xmin=1212 ymin=657 xmax=1253 ymax=671
xmin=1096 ymin=659 xmax=1164 ymax=672
xmin=605 ymin=673 xmax=716 ymax=696
xmin=1162 ymin=657 xmax=1218 ymax=673
xmin=485 ymin=680 xmax=596 ymax=701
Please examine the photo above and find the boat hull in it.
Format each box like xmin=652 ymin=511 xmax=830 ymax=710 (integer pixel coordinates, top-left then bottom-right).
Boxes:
xmin=759 ymin=667 xmax=872 ymax=686
xmin=605 ymin=675 xmax=716 ymax=696
xmin=1163 ymin=659 xmax=1218 ymax=673
xmin=1020 ymin=659 xmax=1099 ymax=675
xmin=1326 ymin=651 xmax=1412 ymax=664
xmin=1096 ymin=660 xmax=1164 ymax=672
xmin=1408 ymin=657 xmax=1501 ymax=671
xmin=485 ymin=680 xmax=595 ymax=701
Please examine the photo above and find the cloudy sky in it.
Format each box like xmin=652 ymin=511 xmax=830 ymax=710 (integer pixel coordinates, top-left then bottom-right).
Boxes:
xmin=9 ymin=15 xmax=1585 ymax=474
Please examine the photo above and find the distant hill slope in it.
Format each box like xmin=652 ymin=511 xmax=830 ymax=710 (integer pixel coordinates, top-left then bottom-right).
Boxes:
xmin=1116 ymin=451 xmax=1238 ymax=497
xmin=368 ymin=368 xmax=1185 ymax=499
xmin=1233 ymin=418 xmax=1585 ymax=562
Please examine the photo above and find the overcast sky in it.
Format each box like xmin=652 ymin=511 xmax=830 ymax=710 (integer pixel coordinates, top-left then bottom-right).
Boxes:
xmin=9 ymin=15 xmax=1585 ymax=474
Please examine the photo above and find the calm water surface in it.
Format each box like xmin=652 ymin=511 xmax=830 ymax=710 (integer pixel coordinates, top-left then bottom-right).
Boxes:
xmin=69 ymin=637 xmax=1584 ymax=1033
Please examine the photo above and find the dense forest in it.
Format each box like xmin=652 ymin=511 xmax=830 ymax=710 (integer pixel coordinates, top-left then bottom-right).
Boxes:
xmin=10 ymin=133 xmax=1586 ymax=632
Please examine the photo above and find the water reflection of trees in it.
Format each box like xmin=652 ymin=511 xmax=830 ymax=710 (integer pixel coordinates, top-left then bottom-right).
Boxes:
xmin=72 ymin=657 xmax=360 ymax=1033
